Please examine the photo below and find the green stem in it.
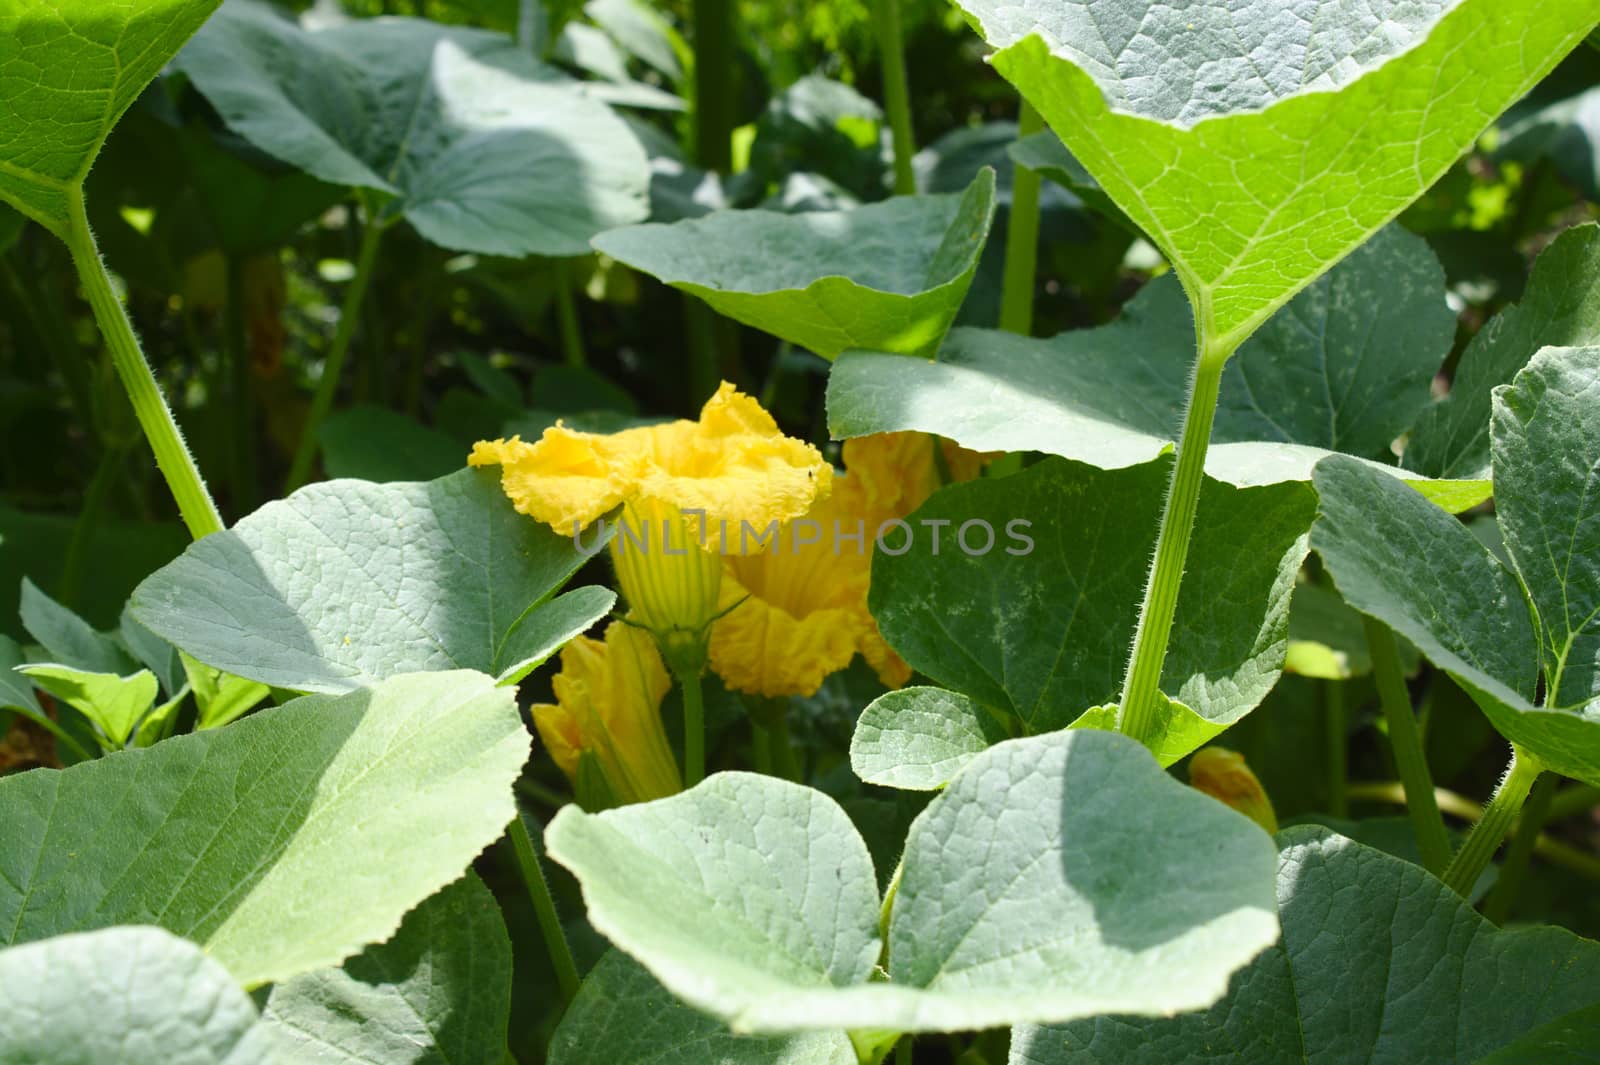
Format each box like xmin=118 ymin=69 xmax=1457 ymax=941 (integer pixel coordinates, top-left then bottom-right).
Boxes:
xmin=508 ymin=810 xmax=581 ymax=1007
xmin=62 ymin=189 xmax=224 ymax=540
xmin=998 ymin=102 xmax=1045 ymax=335
xmin=751 ymin=718 xmax=774 ymax=775
xmin=872 ymin=0 xmax=917 ymax=196
xmin=516 ymin=0 xmax=550 ymax=57
xmin=771 ymin=708 xmax=800 ymax=783
xmin=58 ymin=442 xmax=125 ymax=608
xmin=224 ymin=255 xmax=259 ymax=513
xmin=1325 ymin=679 xmax=1348 ymax=818
xmin=684 ymin=298 xmax=723 ymax=406
xmin=1364 ymin=616 xmax=1452 ymax=875
xmin=1117 ymin=346 xmax=1227 ymax=744
xmin=680 ymin=668 xmax=706 ymax=786
xmin=1441 ymin=748 xmax=1543 ymax=897
xmin=1483 ymin=772 xmax=1558 ymax=923
xmin=691 ymin=0 xmax=735 ymax=173
xmin=554 ymin=260 xmax=588 ymax=369
xmin=286 ymin=211 xmax=385 ymax=492
xmin=896 ymin=1036 xmax=912 ymax=1065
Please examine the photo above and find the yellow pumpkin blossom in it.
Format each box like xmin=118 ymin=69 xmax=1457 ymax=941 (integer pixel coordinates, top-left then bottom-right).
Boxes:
xmin=533 ymin=620 xmax=680 ymax=807
xmin=709 ymin=432 xmax=991 ymax=698
xmin=471 ymin=381 xmax=832 ymax=675
xmin=1188 ymin=747 xmax=1278 ymax=834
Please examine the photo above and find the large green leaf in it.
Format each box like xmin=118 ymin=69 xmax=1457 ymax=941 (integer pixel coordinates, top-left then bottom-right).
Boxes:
xmin=1474 ymin=1003 xmax=1600 ymax=1065
xmin=1491 ymin=346 xmax=1600 ymax=710
xmin=1011 ymin=827 xmax=1600 ymax=1065
xmin=547 ymin=729 xmax=1279 ymax=1034
xmin=262 ymin=874 xmax=512 ymax=1065
xmin=0 ymin=926 xmax=287 ymax=1065
xmin=870 ymin=457 xmax=1314 ymax=741
xmin=0 ymin=0 xmax=223 ymax=235
xmin=177 ymin=0 xmax=648 ymax=256
xmin=1312 ymin=453 xmax=1600 ymax=786
xmin=593 ymin=170 xmax=997 ymax=359
xmin=129 ymin=468 xmax=614 ymax=694
xmin=550 ymin=951 xmax=857 ymax=1065
xmin=0 ymin=670 xmax=528 ymax=988
xmin=829 ymin=226 xmax=1483 ymax=508
xmin=954 ymin=0 xmax=1595 ymax=353
xmin=1408 ymin=224 xmax=1600 ymax=480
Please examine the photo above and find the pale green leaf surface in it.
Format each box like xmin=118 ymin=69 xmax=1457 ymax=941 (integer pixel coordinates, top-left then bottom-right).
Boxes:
xmin=0 ymin=926 xmax=288 ymax=1065
xmin=960 ymin=0 xmax=1594 ymax=350
xmin=549 ymin=730 xmax=1279 ymax=1034
xmin=829 ymin=227 xmax=1483 ymax=506
xmin=129 ymin=468 xmax=614 ymax=694
xmin=1313 ymin=455 xmax=1600 ymax=785
xmin=870 ymin=457 xmax=1313 ymax=740
xmin=0 ymin=635 xmax=43 ymax=718
xmin=1011 ymin=827 xmax=1600 ymax=1065
xmin=1491 ymin=346 xmax=1600 ymax=709
xmin=16 ymin=664 xmax=157 ymax=748
xmin=550 ymin=951 xmax=857 ymax=1065
xmin=1068 ymin=697 xmax=1226 ymax=769
xmin=0 ymin=0 xmax=223 ymax=234
xmin=262 ymin=874 xmax=512 ymax=1065
xmin=849 ymin=687 xmax=1011 ymax=790
xmin=592 ymin=170 xmax=997 ymax=358
xmin=178 ymin=0 xmax=648 ymax=256
xmin=1409 ymin=224 xmax=1600 ymax=480
xmin=0 ymin=670 xmax=528 ymax=988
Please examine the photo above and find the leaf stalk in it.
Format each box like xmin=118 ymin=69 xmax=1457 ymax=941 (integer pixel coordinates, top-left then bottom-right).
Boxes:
xmin=1442 ymin=747 xmax=1544 ymax=898
xmin=508 ymin=809 xmax=581 ymax=1007
xmin=1364 ymin=616 xmax=1451 ymax=874
xmin=873 ymin=0 xmax=918 ymax=197
xmin=998 ymin=102 xmax=1045 ymax=335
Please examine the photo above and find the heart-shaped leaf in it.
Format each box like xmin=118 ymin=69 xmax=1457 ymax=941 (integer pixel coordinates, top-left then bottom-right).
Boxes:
xmin=850 ymin=687 xmax=1011 ymax=791
xmin=829 ymin=225 xmax=1483 ymax=508
xmin=551 ymin=951 xmax=858 ymax=1065
xmin=953 ymin=0 xmax=1595 ymax=352
xmin=1011 ymin=827 xmax=1600 ymax=1065
xmin=178 ymin=0 xmax=649 ymax=256
xmin=593 ymin=170 xmax=997 ymax=359
xmin=547 ymin=729 xmax=1278 ymax=1035
xmin=869 ymin=457 xmax=1314 ymax=746
xmin=0 ymin=670 xmax=528 ymax=988
xmin=129 ymin=467 xmax=615 ymax=694
xmin=0 ymin=926 xmax=287 ymax=1065
xmin=0 ymin=0 xmax=222 ymax=235
xmin=263 ymin=874 xmax=512 ymax=1065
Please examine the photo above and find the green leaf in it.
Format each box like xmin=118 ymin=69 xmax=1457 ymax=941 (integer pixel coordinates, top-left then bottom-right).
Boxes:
xmin=1007 ymin=130 xmax=1124 ymax=223
xmin=1012 ymin=826 xmax=1600 ymax=1065
xmin=870 ymin=457 xmax=1314 ymax=746
xmin=178 ymin=0 xmax=649 ymax=257
xmin=129 ymin=468 xmax=615 ymax=694
xmin=120 ymin=605 xmax=185 ymax=697
xmin=319 ymin=405 xmax=464 ymax=484
xmin=548 ymin=729 xmax=1279 ymax=1034
xmin=829 ymin=226 xmax=1484 ymax=507
xmin=956 ymin=0 xmax=1595 ymax=352
xmin=1068 ymin=696 xmax=1227 ymax=770
xmin=593 ymin=170 xmax=998 ymax=359
xmin=184 ymin=654 xmax=269 ymax=731
xmin=0 ymin=926 xmax=287 ymax=1065
xmin=1491 ymin=346 xmax=1600 ymax=709
xmin=849 ymin=687 xmax=1011 ymax=791
xmin=19 ymin=577 xmax=134 ymax=676
xmin=16 ymin=663 xmax=158 ymax=749
xmin=551 ymin=951 xmax=857 ymax=1065
xmin=263 ymin=874 xmax=512 ymax=1065
xmin=1474 ymin=1003 xmax=1600 ymax=1065
xmin=0 ymin=0 xmax=223 ymax=235
xmin=0 ymin=670 xmax=529 ymax=988
xmin=1408 ymin=224 xmax=1600 ymax=480
xmin=1312 ymin=454 xmax=1600 ymax=786
xmin=0 ymin=634 xmax=43 ymax=719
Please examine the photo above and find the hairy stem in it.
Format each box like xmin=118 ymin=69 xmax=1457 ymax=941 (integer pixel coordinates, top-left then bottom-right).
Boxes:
xmin=1365 ymin=616 xmax=1451 ymax=874
xmin=1117 ymin=345 xmax=1227 ymax=744
xmin=873 ymin=0 xmax=917 ymax=196
xmin=63 ymin=189 xmax=224 ymax=540
xmin=286 ymin=210 xmax=385 ymax=492
xmin=1483 ymin=773 xmax=1558 ymax=923
xmin=998 ymin=102 xmax=1045 ymax=335
xmin=1442 ymin=748 xmax=1543 ymax=898
xmin=508 ymin=810 xmax=581 ymax=1007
